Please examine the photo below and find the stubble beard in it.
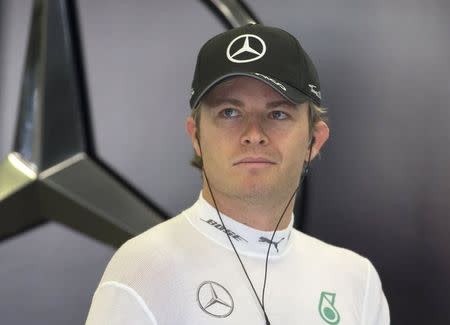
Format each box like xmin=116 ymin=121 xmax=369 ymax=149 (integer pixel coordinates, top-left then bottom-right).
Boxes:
xmin=212 ymin=169 xmax=300 ymax=208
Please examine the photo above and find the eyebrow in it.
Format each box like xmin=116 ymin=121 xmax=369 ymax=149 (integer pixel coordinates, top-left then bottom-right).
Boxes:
xmin=266 ymin=100 xmax=298 ymax=110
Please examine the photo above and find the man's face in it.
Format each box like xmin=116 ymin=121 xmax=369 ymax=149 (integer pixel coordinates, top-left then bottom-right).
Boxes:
xmin=186 ymin=76 xmax=326 ymax=202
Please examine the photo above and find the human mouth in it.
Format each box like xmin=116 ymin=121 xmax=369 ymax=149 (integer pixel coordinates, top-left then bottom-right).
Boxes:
xmin=234 ymin=157 xmax=276 ymax=167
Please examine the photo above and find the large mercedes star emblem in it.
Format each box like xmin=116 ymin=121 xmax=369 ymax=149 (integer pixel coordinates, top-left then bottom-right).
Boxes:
xmin=197 ymin=281 xmax=234 ymax=318
xmin=226 ymin=34 xmax=266 ymax=63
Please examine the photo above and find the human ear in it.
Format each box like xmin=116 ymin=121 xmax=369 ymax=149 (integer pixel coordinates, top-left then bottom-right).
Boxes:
xmin=185 ymin=116 xmax=201 ymax=157
xmin=307 ymin=121 xmax=329 ymax=161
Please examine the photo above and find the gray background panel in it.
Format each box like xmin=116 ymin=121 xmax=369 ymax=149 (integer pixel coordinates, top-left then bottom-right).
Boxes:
xmin=0 ymin=0 xmax=31 ymax=158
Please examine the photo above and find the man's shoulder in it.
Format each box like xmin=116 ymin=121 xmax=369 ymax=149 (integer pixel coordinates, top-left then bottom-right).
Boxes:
xmin=99 ymin=211 xmax=193 ymax=284
xmin=128 ymin=211 xmax=189 ymax=248
xmin=290 ymin=229 xmax=370 ymax=273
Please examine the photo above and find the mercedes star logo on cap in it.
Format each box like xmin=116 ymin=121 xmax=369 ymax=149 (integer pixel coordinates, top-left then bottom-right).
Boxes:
xmin=197 ymin=281 xmax=234 ymax=318
xmin=226 ymin=34 xmax=266 ymax=63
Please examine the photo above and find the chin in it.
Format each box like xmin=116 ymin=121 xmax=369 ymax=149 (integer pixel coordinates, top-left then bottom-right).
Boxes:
xmin=233 ymin=180 xmax=275 ymax=198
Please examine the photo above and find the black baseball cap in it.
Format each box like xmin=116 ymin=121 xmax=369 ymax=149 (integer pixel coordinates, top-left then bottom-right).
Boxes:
xmin=190 ymin=23 xmax=322 ymax=109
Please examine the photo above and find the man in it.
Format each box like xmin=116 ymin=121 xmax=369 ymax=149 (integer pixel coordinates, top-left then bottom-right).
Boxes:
xmin=86 ymin=24 xmax=389 ymax=324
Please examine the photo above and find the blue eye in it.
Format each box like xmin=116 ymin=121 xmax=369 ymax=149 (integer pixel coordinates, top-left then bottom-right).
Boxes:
xmin=221 ymin=108 xmax=239 ymax=118
xmin=271 ymin=111 xmax=288 ymax=120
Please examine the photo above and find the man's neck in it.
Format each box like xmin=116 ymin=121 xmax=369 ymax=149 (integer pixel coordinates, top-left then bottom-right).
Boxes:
xmin=201 ymin=187 xmax=296 ymax=231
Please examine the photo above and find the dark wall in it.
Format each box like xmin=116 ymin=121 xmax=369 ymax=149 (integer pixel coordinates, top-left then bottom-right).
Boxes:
xmin=246 ymin=0 xmax=450 ymax=324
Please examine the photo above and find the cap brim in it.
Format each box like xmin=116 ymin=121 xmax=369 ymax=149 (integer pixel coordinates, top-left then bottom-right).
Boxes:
xmin=190 ymin=72 xmax=312 ymax=109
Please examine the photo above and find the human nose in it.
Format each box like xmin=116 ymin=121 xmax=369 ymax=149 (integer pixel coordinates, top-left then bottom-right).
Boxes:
xmin=240 ymin=116 xmax=269 ymax=146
